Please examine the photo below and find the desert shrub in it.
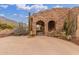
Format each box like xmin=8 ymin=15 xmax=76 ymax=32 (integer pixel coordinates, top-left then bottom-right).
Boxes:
xmin=6 ymin=24 xmax=15 ymax=29
xmin=48 ymin=30 xmax=72 ymax=40
xmin=13 ymin=23 xmax=28 ymax=35
xmin=0 ymin=23 xmax=15 ymax=29
xmin=48 ymin=30 xmax=61 ymax=37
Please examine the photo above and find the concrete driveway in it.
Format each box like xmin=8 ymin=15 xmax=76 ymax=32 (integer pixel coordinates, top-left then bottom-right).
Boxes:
xmin=0 ymin=36 xmax=79 ymax=55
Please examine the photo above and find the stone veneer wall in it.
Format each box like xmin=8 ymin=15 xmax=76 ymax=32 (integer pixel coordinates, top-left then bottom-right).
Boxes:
xmin=30 ymin=8 xmax=79 ymax=36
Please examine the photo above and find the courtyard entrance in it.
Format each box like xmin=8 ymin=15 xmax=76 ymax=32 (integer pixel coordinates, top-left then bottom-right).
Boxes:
xmin=36 ymin=21 xmax=45 ymax=35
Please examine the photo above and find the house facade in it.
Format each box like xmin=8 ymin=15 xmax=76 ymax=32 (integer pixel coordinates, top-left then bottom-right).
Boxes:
xmin=29 ymin=8 xmax=79 ymax=37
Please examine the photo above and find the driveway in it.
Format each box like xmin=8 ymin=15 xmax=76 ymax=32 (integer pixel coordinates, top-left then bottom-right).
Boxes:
xmin=0 ymin=36 xmax=79 ymax=55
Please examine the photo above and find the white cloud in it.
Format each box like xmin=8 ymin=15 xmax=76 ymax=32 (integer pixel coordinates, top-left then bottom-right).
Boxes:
xmin=13 ymin=13 xmax=17 ymax=16
xmin=13 ymin=13 xmax=21 ymax=17
xmin=0 ymin=14 xmax=5 ymax=17
xmin=26 ymin=16 xmax=28 ymax=18
xmin=13 ymin=13 xmax=25 ymax=18
xmin=0 ymin=5 xmax=9 ymax=9
xmin=30 ymin=4 xmax=48 ymax=13
xmin=16 ymin=4 xmax=48 ymax=13
xmin=16 ymin=4 xmax=30 ymax=10
xmin=53 ymin=5 xmax=63 ymax=8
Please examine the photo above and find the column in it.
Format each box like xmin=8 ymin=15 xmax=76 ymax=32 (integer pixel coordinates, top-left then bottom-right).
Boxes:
xmin=45 ymin=22 xmax=48 ymax=36
xmin=76 ymin=15 xmax=79 ymax=37
xmin=32 ymin=22 xmax=36 ymax=35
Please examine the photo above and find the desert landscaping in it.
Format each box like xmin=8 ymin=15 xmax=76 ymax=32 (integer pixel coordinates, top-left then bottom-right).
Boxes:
xmin=0 ymin=4 xmax=79 ymax=55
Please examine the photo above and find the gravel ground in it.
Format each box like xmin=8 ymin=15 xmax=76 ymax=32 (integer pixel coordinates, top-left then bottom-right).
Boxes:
xmin=0 ymin=36 xmax=79 ymax=55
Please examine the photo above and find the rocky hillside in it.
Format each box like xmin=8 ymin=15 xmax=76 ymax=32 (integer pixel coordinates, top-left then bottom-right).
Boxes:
xmin=0 ymin=16 xmax=18 ymax=26
xmin=0 ymin=16 xmax=20 ymax=30
xmin=0 ymin=16 xmax=29 ymax=36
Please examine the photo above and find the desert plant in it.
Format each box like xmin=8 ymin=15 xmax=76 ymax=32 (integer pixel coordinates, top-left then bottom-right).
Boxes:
xmin=0 ymin=23 xmax=15 ymax=30
xmin=13 ymin=22 xmax=28 ymax=35
xmin=63 ymin=14 xmax=77 ymax=40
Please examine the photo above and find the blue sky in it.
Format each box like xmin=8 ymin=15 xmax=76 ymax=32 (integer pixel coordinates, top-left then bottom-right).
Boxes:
xmin=0 ymin=4 xmax=79 ymax=24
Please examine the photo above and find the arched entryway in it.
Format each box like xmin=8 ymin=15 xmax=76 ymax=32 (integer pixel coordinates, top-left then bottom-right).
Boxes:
xmin=48 ymin=21 xmax=55 ymax=32
xmin=36 ymin=20 xmax=45 ymax=35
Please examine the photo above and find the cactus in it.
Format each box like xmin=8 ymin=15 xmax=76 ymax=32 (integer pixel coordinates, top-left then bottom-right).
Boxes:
xmin=63 ymin=12 xmax=77 ymax=39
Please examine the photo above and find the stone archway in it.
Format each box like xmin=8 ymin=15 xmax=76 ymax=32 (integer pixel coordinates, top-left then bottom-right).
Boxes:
xmin=36 ymin=20 xmax=45 ymax=35
xmin=48 ymin=21 xmax=55 ymax=32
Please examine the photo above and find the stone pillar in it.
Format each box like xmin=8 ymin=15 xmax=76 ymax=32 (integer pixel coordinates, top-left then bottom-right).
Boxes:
xmin=45 ymin=22 xmax=48 ymax=36
xmin=76 ymin=15 xmax=79 ymax=37
xmin=32 ymin=22 xmax=36 ymax=35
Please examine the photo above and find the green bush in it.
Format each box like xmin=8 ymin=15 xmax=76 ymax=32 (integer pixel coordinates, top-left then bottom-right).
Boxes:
xmin=0 ymin=23 xmax=15 ymax=29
